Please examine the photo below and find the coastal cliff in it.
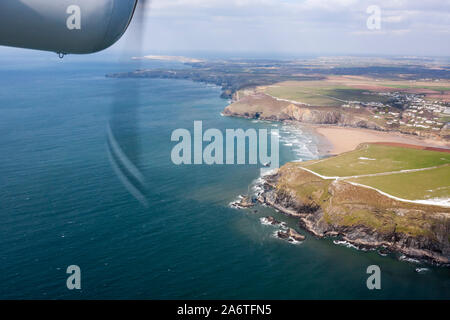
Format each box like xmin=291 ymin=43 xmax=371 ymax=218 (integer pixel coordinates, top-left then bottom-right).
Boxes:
xmin=223 ymin=93 xmax=385 ymax=130
xmin=223 ymin=92 xmax=449 ymax=141
xmin=259 ymin=163 xmax=450 ymax=265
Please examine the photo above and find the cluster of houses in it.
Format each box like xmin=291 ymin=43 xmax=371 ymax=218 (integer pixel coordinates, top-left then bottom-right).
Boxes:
xmin=346 ymin=91 xmax=449 ymax=133
xmin=381 ymin=93 xmax=448 ymax=131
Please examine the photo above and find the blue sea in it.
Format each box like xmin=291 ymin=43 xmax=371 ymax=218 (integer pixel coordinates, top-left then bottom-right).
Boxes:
xmin=0 ymin=54 xmax=448 ymax=299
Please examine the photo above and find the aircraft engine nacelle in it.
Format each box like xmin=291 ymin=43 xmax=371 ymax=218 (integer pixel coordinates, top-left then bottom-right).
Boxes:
xmin=0 ymin=0 xmax=138 ymax=54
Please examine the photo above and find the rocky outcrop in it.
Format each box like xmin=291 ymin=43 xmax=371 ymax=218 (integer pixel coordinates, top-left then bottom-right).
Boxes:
xmin=278 ymin=228 xmax=306 ymax=242
xmin=265 ymin=216 xmax=282 ymax=225
xmin=231 ymin=195 xmax=255 ymax=209
xmin=259 ymin=164 xmax=450 ymax=265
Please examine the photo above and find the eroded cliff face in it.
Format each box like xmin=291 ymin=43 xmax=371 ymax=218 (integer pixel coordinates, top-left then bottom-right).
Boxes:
xmin=259 ymin=164 xmax=450 ymax=265
xmin=223 ymin=93 xmax=384 ymax=130
xmin=278 ymin=104 xmax=383 ymax=129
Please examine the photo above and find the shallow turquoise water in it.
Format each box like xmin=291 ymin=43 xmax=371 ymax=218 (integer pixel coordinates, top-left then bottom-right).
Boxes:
xmin=0 ymin=56 xmax=448 ymax=299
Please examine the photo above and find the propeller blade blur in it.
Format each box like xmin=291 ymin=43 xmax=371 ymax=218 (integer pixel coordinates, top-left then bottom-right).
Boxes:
xmin=107 ymin=0 xmax=151 ymax=207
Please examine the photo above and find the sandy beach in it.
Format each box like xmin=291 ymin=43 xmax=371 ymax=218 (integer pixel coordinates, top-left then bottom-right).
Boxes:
xmin=309 ymin=125 xmax=450 ymax=155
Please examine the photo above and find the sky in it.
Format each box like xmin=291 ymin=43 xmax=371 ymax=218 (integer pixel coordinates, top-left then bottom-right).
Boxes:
xmin=122 ymin=0 xmax=450 ymax=57
xmin=0 ymin=0 xmax=449 ymax=58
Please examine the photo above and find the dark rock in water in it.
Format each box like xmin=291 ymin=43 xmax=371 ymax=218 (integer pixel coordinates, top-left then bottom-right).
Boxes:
xmin=241 ymin=196 xmax=254 ymax=207
xmin=287 ymin=228 xmax=306 ymax=241
xmin=233 ymin=195 xmax=254 ymax=208
xmin=266 ymin=216 xmax=281 ymax=225
xmin=277 ymin=230 xmax=290 ymax=239
xmin=278 ymin=228 xmax=305 ymax=241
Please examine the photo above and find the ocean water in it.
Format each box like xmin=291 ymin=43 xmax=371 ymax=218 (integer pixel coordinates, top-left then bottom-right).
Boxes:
xmin=0 ymin=55 xmax=449 ymax=299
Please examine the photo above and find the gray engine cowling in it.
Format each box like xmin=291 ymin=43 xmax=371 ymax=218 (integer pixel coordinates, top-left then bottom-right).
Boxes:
xmin=0 ymin=0 xmax=138 ymax=54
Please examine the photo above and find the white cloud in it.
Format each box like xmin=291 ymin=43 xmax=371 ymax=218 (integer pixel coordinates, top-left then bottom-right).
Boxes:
xmin=127 ymin=0 xmax=450 ymax=55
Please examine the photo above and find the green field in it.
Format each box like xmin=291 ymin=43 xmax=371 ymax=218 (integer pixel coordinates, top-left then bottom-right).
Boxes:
xmin=302 ymin=144 xmax=450 ymax=177
xmin=299 ymin=144 xmax=450 ymax=201
xmin=349 ymin=165 xmax=450 ymax=200
xmin=265 ymin=84 xmax=390 ymax=107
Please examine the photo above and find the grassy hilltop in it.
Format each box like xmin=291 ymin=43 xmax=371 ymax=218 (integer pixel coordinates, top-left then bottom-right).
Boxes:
xmin=301 ymin=143 xmax=450 ymax=201
xmin=261 ymin=143 xmax=450 ymax=264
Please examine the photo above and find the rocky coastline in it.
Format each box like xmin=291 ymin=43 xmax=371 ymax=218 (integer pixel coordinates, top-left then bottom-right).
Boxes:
xmin=254 ymin=169 xmax=450 ymax=266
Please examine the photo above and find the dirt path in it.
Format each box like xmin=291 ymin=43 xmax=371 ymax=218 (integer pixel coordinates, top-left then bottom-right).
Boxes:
xmin=297 ymin=165 xmax=450 ymax=208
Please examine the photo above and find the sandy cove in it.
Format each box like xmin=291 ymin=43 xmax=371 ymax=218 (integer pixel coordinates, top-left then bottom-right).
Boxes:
xmin=306 ymin=125 xmax=450 ymax=155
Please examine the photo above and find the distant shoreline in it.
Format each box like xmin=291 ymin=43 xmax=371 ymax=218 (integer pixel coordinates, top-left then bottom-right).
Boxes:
xmin=131 ymin=55 xmax=204 ymax=64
